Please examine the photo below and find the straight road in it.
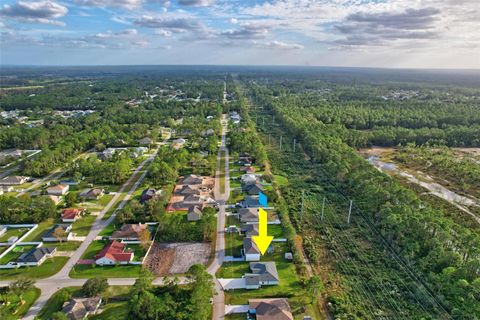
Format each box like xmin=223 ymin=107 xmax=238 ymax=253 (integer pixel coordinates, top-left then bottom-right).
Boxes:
xmin=209 ymin=114 xmax=230 ymax=320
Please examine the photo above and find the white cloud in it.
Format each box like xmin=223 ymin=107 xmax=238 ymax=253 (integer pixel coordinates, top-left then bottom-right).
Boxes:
xmin=0 ymin=1 xmax=68 ymax=26
xmin=263 ymin=40 xmax=304 ymax=50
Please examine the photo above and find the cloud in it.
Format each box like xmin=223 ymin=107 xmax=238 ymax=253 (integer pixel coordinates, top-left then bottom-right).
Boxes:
xmin=0 ymin=1 xmax=68 ymax=26
xmin=155 ymin=29 xmax=172 ymax=36
xmin=134 ymin=15 xmax=203 ymax=32
xmin=219 ymin=22 xmax=270 ymax=39
xmin=177 ymin=0 xmax=214 ymax=7
xmin=333 ymin=7 xmax=441 ymax=47
xmin=73 ymin=0 xmax=143 ymax=9
xmin=263 ymin=40 xmax=304 ymax=50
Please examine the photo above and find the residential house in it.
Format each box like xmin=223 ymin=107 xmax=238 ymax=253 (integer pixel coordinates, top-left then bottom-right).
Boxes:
xmin=47 ymin=195 xmax=62 ymax=205
xmin=241 ymin=174 xmax=258 ymax=185
xmin=16 ymin=247 xmax=57 ymax=267
xmin=200 ymin=129 xmax=215 ymax=137
xmin=95 ymin=241 xmax=134 ymax=265
xmin=239 ymin=208 xmax=259 ymax=223
xmin=140 ymin=188 xmax=161 ymax=203
xmin=248 ymin=298 xmax=294 ymax=320
xmin=177 ymin=185 xmax=201 ymax=195
xmin=240 ymin=166 xmax=256 ymax=173
xmin=245 ymin=262 xmax=279 ymax=289
xmin=244 ymin=183 xmax=264 ymax=195
xmin=172 ymin=138 xmax=186 ymax=149
xmin=111 ymin=224 xmax=148 ymax=241
xmin=79 ymin=188 xmax=105 ymax=200
xmin=62 ymin=297 xmax=102 ymax=320
xmin=242 ymin=196 xmax=260 ymax=208
xmin=0 ymin=175 xmax=29 ymax=186
xmin=181 ymin=194 xmax=204 ymax=208
xmin=187 ymin=205 xmax=203 ymax=222
xmin=243 ymin=238 xmax=261 ymax=261
xmin=47 ymin=184 xmax=69 ymax=196
xmin=179 ymin=174 xmax=204 ymax=185
xmin=61 ymin=208 xmax=84 ymax=222
xmin=42 ymin=224 xmax=73 ymax=242
xmin=138 ymin=137 xmax=153 ymax=145
xmin=242 ymin=223 xmax=259 ymax=237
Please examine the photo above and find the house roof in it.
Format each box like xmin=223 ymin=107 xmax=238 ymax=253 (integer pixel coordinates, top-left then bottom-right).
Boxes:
xmin=141 ymin=188 xmax=159 ymax=201
xmin=245 ymin=183 xmax=264 ymax=194
xmin=47 ymin=195 xmax=61 ymax=204
xmin=61 ymin=208 xmax=83 ymax=220
xmin=249 ymin=261 xmax=279 ymax=282
xmin=63 ymin=297 xmax=102 ymax=320
xmin=47 ymin=184 xmax=68 ymax=191
xmin=80 ymin=188 xmax=104 ymax=198
xmin=242 ymin=196 xmax=260 ymax=208
xmin=95 ymin=240 xmax=133 ymax=262
xmin=17 ymin=247 xmax=56 ymax=263
xmin=111 ymin=224 xmax=147 ymax=239
xmin=239 ymin=208 xmax=259 ymax=222
xmin=249 ymin=298 xmax=294 ymax=320
xmin=0 ymin=175 xmax=27 ymax=185
xmin=180 ymin=174 xmax=204 ymax=185
xmin=178 ymin=185 xmax=201 ymax=195
xmin=242 ymin=223 xmax=259 ymax=237
xmin=243 ymin=237 xmax=260 ymax=254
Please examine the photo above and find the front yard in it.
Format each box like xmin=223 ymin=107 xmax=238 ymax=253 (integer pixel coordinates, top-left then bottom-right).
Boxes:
xmin=0 ymin=257 xmax=69 ymax=280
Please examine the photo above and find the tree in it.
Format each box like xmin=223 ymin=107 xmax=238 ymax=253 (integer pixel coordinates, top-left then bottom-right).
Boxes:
xmin=82 ymin=277 xmax=108 ymax=297
xmin=9 ymin=279 xmax=35 ymax=305
xmin=65 ymin=192 xmax=78 ymax=207
xmin=52 ymin=226 xmax=66 ymax=243
xmin=187 ymin=264 xmax=214 ymax=320
xmin=139 ymin=228 xmax=152 ymax=251
xmin=0 ymin=287 xmax=9 ymax=304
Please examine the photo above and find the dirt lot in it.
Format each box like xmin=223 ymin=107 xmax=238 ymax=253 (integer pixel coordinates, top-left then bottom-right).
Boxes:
xmin=145 ymin=242 xmax=211 ymax=275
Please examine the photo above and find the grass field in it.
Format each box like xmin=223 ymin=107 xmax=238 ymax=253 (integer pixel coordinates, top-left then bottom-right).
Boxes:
xmin=3 ymin=287 xmax=41 ymax=320
xmin=71 ymin=214 xmax=97 ymax=236
xmin=0 ymin=227 xmax=29 ymax=242
xmin=69 ymin=264 xmax=142 ymax=278
xmin=0 ymin=257 xmax=68 ymax=279
xmin=22 ymin=219 xmax=54 ymax=242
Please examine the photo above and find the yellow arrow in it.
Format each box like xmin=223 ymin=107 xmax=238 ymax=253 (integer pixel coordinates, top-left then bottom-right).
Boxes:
xmin=252 ymin=208 xmax=274 ymax=255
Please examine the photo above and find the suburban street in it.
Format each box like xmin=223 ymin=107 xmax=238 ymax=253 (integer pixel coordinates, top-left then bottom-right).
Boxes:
xmin=209 ymin=114 xmax=230 ymax=320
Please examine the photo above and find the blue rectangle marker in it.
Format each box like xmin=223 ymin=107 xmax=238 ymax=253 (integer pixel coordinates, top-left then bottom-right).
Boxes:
xmin=258 ymin=191 xmax=268 ymax=207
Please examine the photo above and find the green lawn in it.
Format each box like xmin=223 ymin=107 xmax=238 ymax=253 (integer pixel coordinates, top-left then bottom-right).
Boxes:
xmin=0 ymin=257 xmax=68 ymax=280
xmin=37 ymin=287 xmax=82 ymax=320
xmin=80 ymin=240 xmax=106 ymax=259
xmin=216 ymin=262 xmax=250 ymax=278
xmin=274 ymin=174 xmax=289 ymax=186
xmin=0 ymin=245 xmax=35 ymax=264
xmin=71 ymin=214 xmax=97 ymax=236
xmin=90 ymin=301 xmax=129 ymax=320
xmin=99 ymin=221 xmax=119 ymax=237
xmin=38 ymin=286 xmax=131 ymax=320
xmin=267 ymin=224 xmax=284 ymax=238
xmin=2 ymin=287 xmax=41 ymax=320
xmin=225 ymin=232 xmax=244 ymax=257
xmin=0 ymin=227 xmax=29 ymax=242
xmin=69 ymin=264 xmax=141 ymax=278
xmin=54 ymin=241 xmax=82 ymax=251
xmin=23 ymin=219 xmax=55 ymax=242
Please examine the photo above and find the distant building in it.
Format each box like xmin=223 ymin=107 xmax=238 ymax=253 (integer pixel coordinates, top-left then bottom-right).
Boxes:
xmin=61 ymin=208 xmax=84 ymax=222
xmin=47 ymin=184 xmax=69 ymax=196
xmin=0 ymin=175 xmax=29 ymax=186
xmin=79 ymin=188 xmax=104 ymax=200
xmin=239 ymin=208 xmax=259 ymax=223
xmin=140 ymin=188 xmax=161 ymax=203
xmin=95 ymin=241 xmax=133 ymax=265
xmin=248 ymin=298 xmax=294 ymax=320
xmin=16 ymin=247 xmax=57 ymax=267
xmin=62 ymin=297 xmax=102 ymax=320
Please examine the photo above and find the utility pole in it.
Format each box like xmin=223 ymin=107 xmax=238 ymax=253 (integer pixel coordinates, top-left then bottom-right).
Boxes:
xmin=321 ymin=197 xmax=325 ymax=221
xmin=279 ymin=135 xmax=283 ymax=150
xmin=347 ymin=200 xmax=353 ymax=224
xmin=293 ymin=139 xmax=296 ymax=152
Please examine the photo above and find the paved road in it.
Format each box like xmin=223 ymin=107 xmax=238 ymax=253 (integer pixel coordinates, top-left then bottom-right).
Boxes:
xmin=7 ymin=133 xmax=173 ymax=319
xmin=209 ymin=115 xmax=230 ymax=320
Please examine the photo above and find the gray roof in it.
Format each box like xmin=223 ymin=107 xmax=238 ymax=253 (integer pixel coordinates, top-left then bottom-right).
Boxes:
xmin=245 ymin=274 xmax=260 ymax=286
xmin=242 ymin=196 xmax=260 ymax=208
xmin=0 ymin=175 xmax=27 ymax=185
xmin=17 ymin=247 xmax=56 ymax=263
xmin=244 ymin=183 xmax=264 ymax=195
xmin=178 ymin=185 xmax=201 ymax=195
xmin=43 ymin=224 xmax=71 ymax=238
xmin=242 ymin=223 xmax=259 ymax=237
xmin=243 ymin=237 xmax=260 ymax=254
xmin=187 ymin=206 xmax=203 ymax=221
xmin=180 ymin=174 xmax=203 ymax=185
xmin=239 ymin=208 xmax=259 ymax=222
xmin=63 ymin=297 xmax=102 ymax=320
xmin=249 ymin=261 xmax=279 ymax=282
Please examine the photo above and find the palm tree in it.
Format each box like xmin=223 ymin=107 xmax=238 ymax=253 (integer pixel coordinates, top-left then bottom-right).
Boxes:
xmin=9 ymin=279 xmax=35 ymax=305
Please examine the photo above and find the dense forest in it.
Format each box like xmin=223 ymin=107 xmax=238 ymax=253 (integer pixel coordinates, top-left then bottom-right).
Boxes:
xmin=243 ymin=76 xmax=480 ymax=319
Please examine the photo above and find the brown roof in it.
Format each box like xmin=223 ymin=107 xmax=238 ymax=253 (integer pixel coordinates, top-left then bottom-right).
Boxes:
xmin=243 ymin=237 xmax=260 ymax=254
xmin=61 ymin=208 xmax=84 ymax=220
xmin=249 ymin=298 xmax=293 ymax=320
xmin=111 ymin=224 xmax=147 ymax=239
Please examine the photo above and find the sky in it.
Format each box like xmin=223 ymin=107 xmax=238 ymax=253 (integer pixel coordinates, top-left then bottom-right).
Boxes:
xmin=0 ymin=0 xmax=479 ymax=68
